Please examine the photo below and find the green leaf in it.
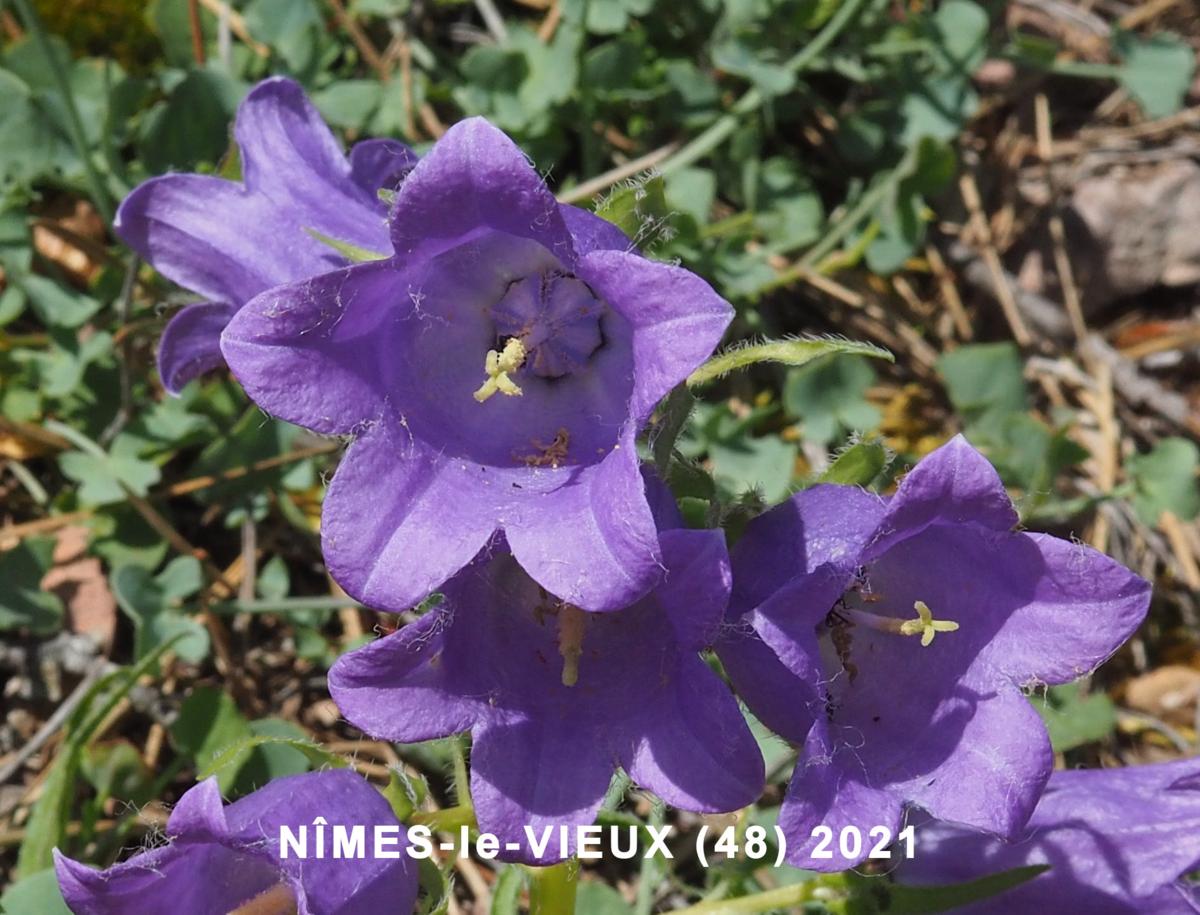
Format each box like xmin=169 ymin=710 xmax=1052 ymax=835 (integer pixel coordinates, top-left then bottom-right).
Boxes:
xmin=230 ymin=719 xmax=333 ymax=792
xmin=1128 ymin=437 xmax=1200 ymax=525
xmin=59 ymin=435 xmax=161 ymax=507
xmin=137 ymin=68 xmax=242 ymax=174
xmin=111 ymin=558 xmax=208 ymax=663
xmin=0 ymin=869 xmax=71 ymax=915
xmin=875 ymin=865 xmax=1049 ymax=913
xmin=929 ymin=0 xmax=990 ymax=75
xmin=819 ymin=440 xmax=889 ymax=486
xmin=15 ymin=274 xmax=100 ymax=328
xmin=304 ymin=226 xmax=389 ymax=263
xmin=147 ymin=0 xmax=216 ymax=66
xmin=688 ymin=337 xmax=892 ymax=388
xmin=0 ymin=68 xmax=77 ymax=188
xmin=575 ymin=882 xmax=634 ymax=915
xmin=783 ymin=354 xmax=881 ymax=446
xmin=198 ymin=730 xmax=347 ymax=785
xmin=82 ymin=740 xmax=154 ymax=807
xmin=937 ymin=342 xmax=1027 ymax=435
xmin=709 ymin=435 xmax=798 ymax=503
xmin=712 ymin=41 xmax=795 ymax=97
xmin=1116 ymin=32 xmax=1196 ymax=120
xmin=594 ymin=174 xmax=669 ymax=242
xmin=1033 ymin=683 xmax=1116 ymax=752
xmin=0 ymin=537 xmax=63 ymax=634
xmin=33 ymin=330 xmax=113 ymax=400
xmin=170 ymin=686 xmax=254 ymax=793
xmin=900 ymin=73 xmax=979 ymax=144
xmin=651 ymin=385 xmax=695 ymax=474
xmin=311 ymin=80 xmax=383 ymax=131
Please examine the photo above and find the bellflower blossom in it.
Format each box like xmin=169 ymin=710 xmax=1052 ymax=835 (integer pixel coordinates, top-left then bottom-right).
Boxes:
xmin=116 ymin=77 xmax=414 ymax=393
xmin=717 ymin=435 xmax=1151 ymax=870
xmin=53 ymin=770 xmax=418 ymax=915
xmin=898 ymin=759 xmax=1200 ymax=913
xmin=327 ymin=483 xmax=763 ymax=864
xmin=221 ymin=118 xmax=732 ymax=613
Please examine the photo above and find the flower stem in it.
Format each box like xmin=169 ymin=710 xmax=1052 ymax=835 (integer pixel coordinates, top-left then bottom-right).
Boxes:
xmin=9 ymin=0 xmax=115 ymax=224
xmin=528 ymin=860 xmax=578 ymax=915
xmin=409 ymin=804 xmax=476 ymax=832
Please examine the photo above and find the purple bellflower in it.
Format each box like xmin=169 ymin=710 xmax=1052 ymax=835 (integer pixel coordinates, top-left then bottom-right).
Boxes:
xmin=116 ymin=77 xmax=414 ymax=393
xmin=220 ymin=118 xmax=732 ymax=613
xmin=327 ymin=484 xmax=763 ymax=864
xmin=53 ymin=770 xmax=418 ymax=915
xmin=717 ymin=435 xmax=1151 ymax=870
xmin=898 ymin=759 xmax=1200 ymax=913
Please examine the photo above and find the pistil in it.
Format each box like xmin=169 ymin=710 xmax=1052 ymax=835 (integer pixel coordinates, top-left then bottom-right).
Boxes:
xmin=557 ymin=604 xmax=586 ymax=686
xmin=840 ymin=600 xmax=959 ymax=647
xmin=473 ymin=337 xmax=527 ymax=402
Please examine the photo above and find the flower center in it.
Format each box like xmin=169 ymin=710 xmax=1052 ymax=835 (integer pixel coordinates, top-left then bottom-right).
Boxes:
xmin=488 ymin=271 xmax=604 ymax=382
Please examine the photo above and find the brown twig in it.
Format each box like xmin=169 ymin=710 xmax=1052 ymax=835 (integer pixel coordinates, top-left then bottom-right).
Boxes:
xmin=1119 ymin=0 xmax=1184 ymax=30
xmin=1160 ymin=511 xmax=1200 ymax=591
xmin=328 ymin=0 xmax=390 ymax=81
xmin=187 ymin=0 xmax=207 ymax=64
xmin=196 ymin=0 xmax=269 ymax=57
xmin=557 ymin=142 xmax=681 ymax=204
xmin=925 ymin=243 xmax=972 ymax=340
xmin=537 ymin=0 xmax=562 ymax=42
xmin=1034 ymin=94 xmax=1088 ymax=344
xmin=958 ymin=173 xmax=1032 ymax=346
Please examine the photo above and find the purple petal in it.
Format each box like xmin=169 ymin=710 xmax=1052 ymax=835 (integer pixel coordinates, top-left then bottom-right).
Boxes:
xmin=655 ymin=528 xmax=731 ymax=649
xmin=329 ymin=611 xmax=483 ymax=742
xmin=717 ymin=619 xmax=820 ymax=744
xmin=349 ymin=138 xmax=417 ymax=195
xmin=322 ymin=421 xmax=497 ymax=612
xmin=233 ymin=77 xmax=390 ymax=254
xmin=117 ymin=175 xmax=295 ymax=305
xmin=892 ymin=688 xmax=1052 ymax=838
xmin=54 ymin=845 xmax=285 ymax=915
xmin=977 ymin=532 xmax=1150 ymax=685
xmin=576 ymin=249 xmax=733 ymax=424
xmin=559 ymin=203 xmax=633 ymax=256
xmin=502 ymin=433 xmax=661 ymax=612
xmin=622 ymin=654 xmax=763 ymax=812
xmin=221 ymin=260 xmax=405 ymax=435
xmin=730 ymin=484 xmax=885 ymax=617
xmin=641 ymin=466 xmax=686 ymax=530
xmin=779 ymin=717 xmax=904 ymax=871
xmin=865 ymin=435 xmax=1018 ymax=560
xmin=224 ymin=770 xmax=418 ymax=915
xmin=901 ymin=759 xmax=1200 ymax=912
xmin=165 ymin=776 xmax=227 ymax=839
xmin=470 ymin=718 xmax=614 ymax=864
xmin=157 ymin=301 xmax=237 ymax=394
xmin=389 ymin=117 xmax=574 ymax=266
xmin=116 ymin=78 xmax=388 ymax=307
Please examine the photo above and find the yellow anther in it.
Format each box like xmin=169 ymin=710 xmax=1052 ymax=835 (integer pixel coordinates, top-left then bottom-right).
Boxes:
xmin=557 ymin=604 xmax=586 ymax=687
xmin=899 ymin=600 xmax=960 ymax=647
xmin=473 ymin=337 xmax=527 ymax=402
